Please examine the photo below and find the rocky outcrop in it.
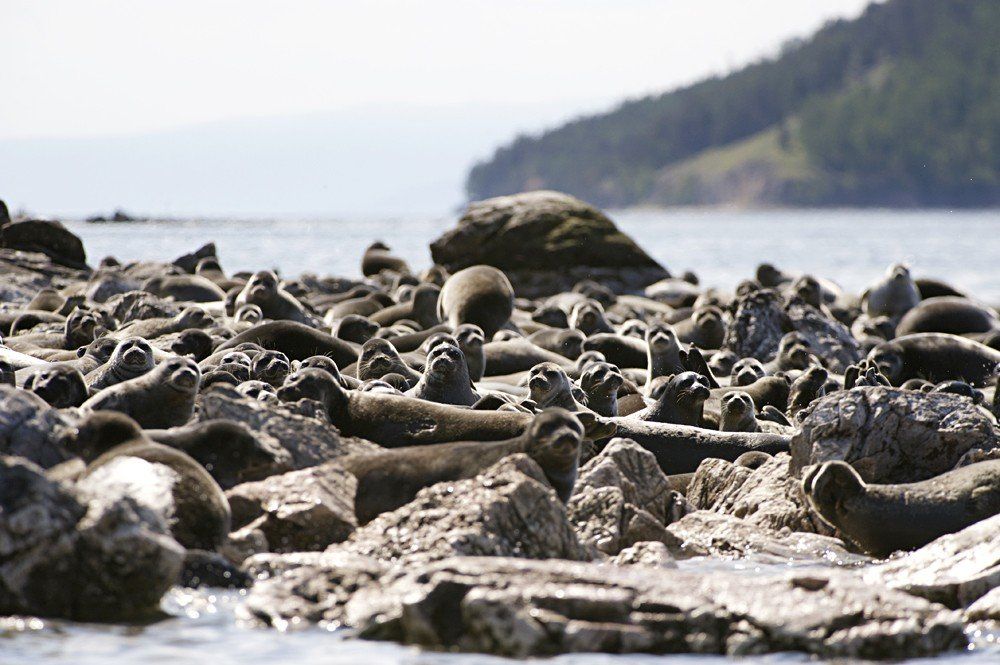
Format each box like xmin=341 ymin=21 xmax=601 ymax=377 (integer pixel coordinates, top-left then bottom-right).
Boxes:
xmin=785 ymin=296 xmax=861 ymax=372
xmin=226 ymin=462 xmax=357 ymax=552
xmin=243 ymin=554 xmax=965 ymax=658
xmin=331 ymin=455 xmax=595 ymax=564
xmin=0 ymin=456 xmax=183 ymax=621
xmin=198 ymin=387 xmax=377 ymax=469
xmin=607 ymin=541 xmax=678 ymax=568
xmin=0 ymin=219 xmax=88 ymax=270
xmin=687 ymin=453 xmax=832 ymax=534
xmin=430 ymin=191 xmax=669 ymax=297
xmin=0 ymin=386 xmax=76 ymax=468
xmin=723 ymin=289 xmax=789 ymax=361
xmin=864 ymin=513 xmax=1000 ymax=608
xmin=102 ymin=290 xmax=181 ymax=322
xmin=0 ymin=249 xmax=87 ymax=305
xmin=665 ymin=511 xmax=861 ymax=563
xmin=791 ymin=387 xmax=998 ymax=483
xmin=567 ymin=438 xmax=689 ymax=554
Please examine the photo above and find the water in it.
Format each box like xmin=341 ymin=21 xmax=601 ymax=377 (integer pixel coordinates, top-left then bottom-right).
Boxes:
xmin=10 ymin=208 xmax=999 ymax=663
xmin=64 ymin=207 xmax=1000 ymax=301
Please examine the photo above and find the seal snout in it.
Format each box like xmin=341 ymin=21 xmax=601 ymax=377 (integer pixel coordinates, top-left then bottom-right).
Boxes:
xmin=171 ymin=366 xmax=199 ymax=389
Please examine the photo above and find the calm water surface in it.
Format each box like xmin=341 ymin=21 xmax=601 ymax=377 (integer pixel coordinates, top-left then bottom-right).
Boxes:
xmin=13 ymin=209 xmax=995 ymax=664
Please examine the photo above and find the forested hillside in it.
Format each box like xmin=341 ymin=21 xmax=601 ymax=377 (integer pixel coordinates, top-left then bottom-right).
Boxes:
xmin=466 ymin=0 xmax=1000 ymax=207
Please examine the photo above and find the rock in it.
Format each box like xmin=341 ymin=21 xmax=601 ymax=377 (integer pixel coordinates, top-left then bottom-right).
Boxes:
xmin=243 ymin=550 xmax=386 ymax=582
xmin=102 ymin=290 xmax=182 ymax=323
xmin=225 ymin=462 xmax=357 ymax=552
xmin=965 ymin=586 xmax=1000 ymax=621
xmin=723 ymin=289 xmax=789 ymax=362
xmin=85 ymin=270 xmax=142 ymax=304
xmin=331 ymin=455 xmax=595 ymax=565
xmin=567 ymin=438 xmax=689 ymax=554
xmin=864 ymin=514 xmax=1000 ymax=608
xmin=665 ymin=511 xmax=862 ymax=564
xmin=0 ymin=386 xmax=76 ymax=468
xmin=0 ymin=249 xmax=87 ymax=305
xmin=0 ymin=199 xmax=9 ymax=227
xmin=430 ymin=191 xmax=668 ymax=297
xmin=180 ymin=549 xmax=251 ymax=589
xmin=0 ymin=456 xmax=184 ymax=621
xmin=0 ymin=219 xmax=88 ymax=269
xmin=687 ymin=453 xmax=833 ymax=535
xmin=785 ymin=296 xmax=861 ymax=373
xmin=791 ymin=387 xmax=998 ymax=483
xmin=173 ymin=242 xmax=217 ymax=274
xmin=607 ymin=541 xmax=677 ymax=568
xmin=198 ymin=386 xmax=377 ymax=470
xmin=245 ymin=555 xmax=967 ymax=658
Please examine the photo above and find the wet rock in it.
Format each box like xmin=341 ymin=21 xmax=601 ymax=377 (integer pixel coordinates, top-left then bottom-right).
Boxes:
xmin=226 ymin=462 xmax=357 ymax=552
xmin=0 ymin=219 xmax=88 ymax=269
xmin=607 ymin=541 xmax=677 ymax=568
xmin=864 ymin=513 xmax=1000 ymax=608
xmin=687 ymin=453 xmax=833 ymax=535
xmin=180 ymin=549 xmax=251 ymax=589
xmin=430 ymin=191 xmax=668 ymax=297
xmin=965 ymin=586 xmax=1000 ymax=621
xmin=331 ymin=455 xmax=595 ymax=564
xmin=568 ymin=438 xmax=689 ymax=554
xmin=723 ymin=289 xmax=789 ymax=362
xmin=102 ymin=290 xmax=181 ymax=322
xmin=0 ymin=386 xmax=76 ymax=468
xmin=0 ymin=249 xmax=86 ymax=305
xmin=246 ymin=555 xmax=966 ymax=658
xmin=0 ymin=456 xmax=184 ymax=621
xmin=785 ymin=296 xmax=861 ymax=373
xmin=198 ymin=387 xmax=377 ymax=469
xmin=665 ymin=511 xmax=861 ymax=563
xmin=791 ymin=387 xmax=998 ymax=483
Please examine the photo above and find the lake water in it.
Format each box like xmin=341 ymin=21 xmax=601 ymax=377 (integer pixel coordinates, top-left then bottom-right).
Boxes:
xmin=64 ymin=207 xmax=1000 ymax=301
xmin=7 ymin=208 xmax=998 ymax=664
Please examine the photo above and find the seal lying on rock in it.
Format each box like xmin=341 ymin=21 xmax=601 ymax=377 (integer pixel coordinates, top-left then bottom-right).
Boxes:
xmin=217 ymin=320 xmax=359 ymax=365
xmin=868 ymin=333 xmax=1000 ymax=387
xmin=405 ymin=341 xmax=480 ymax=407
xmin=85 ymin=336 xmax=155 ymax=390
xmin=342 ymin=409 xmax=584 ymax=523
xmin=638 ymin=371 xmax=712 ymax=427
xmin=803 ymin=459 xmax=1000 ymax=557
xmin=438 ymin=265 xmax=514 ymax=337
xmin=82 ymin=356 xmax=201 ymax=428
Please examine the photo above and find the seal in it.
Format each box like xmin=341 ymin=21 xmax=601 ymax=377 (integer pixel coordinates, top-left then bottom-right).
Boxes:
xmin=405 ymin=341 xmax=480 ymax=406
xmin=82 ymin=356 xmax=201 ymax=429
xmin=895 ymin=296 xmax=999 ymax=336
xmin=914 ymin=277 xmax=968 ymax=300
xmin=483 ymin=338 xmax=574 ymax=376
xmin=72 ymin=411 xmax=231 ymax=551
xmin=234 ymin=270 xmax=314 ymax=324
xmin=528 ymin=328 xmax=585 ymax=361
xmin=343 ymin=409 xmax=584 ymax=523
xmin=645 ymin=322 xmax=685 ymax=386
xmin=453 ymin=323 xmax=486 ymax=381
xmin=276 ymin=368 xmax=530 ymax=447
xmin=803 ymin=459 xmax=1000 ymax=557
xmin=217 ymin=320 xmax=359 ymax=365
xmin=862 ymin=263 xmax=920 ymax=320
xmin=579 ymin=361 xmax=625 ymax=417
xmin=141 ymin=274 xmax=226 ymax=303
xmin=355 ymin=337 xmax=420 ymax=385
xmin=331 ymin=314 xmax=380 ymax=344
xmin=639 ymin=371 xmax=712 ymax=427
xmin=0 ymin=360 xmax=14 ymax=386
xmin=787 ymin=365 xmax=828 ymax=420
xmin=719 ymin=391 xmax=757 ymax=432
xmin=582 ymin=332 xmax=647 ymax=369
xmin=86 ymin=337 xmax=155 ymax=390
xmin=568 ymin=300 xmax=614 ymax=335
xmin=146 ymin=419 xmax=279 ymax=489
xmin=527 ymin=362 xmax=587 ymax=411
xmin=111 ymin=306 xmax=213 ymax=341
xmin=251 ymin=349 xmax=291 ymax=387
xmin=361 ymin=241 xmax=411 ymax=277
xmin=24 ymin=365 xmax=89 ymax=408
xmin=673 ymin=306 xmax=725 ymax=349
xmin=868 ymin=333 xmax=1000 ymax=387
xmin=730 ymin=357 xmax=766 ymax=387
xmin=766 ymin=332 xmax=819 ymax=372
xmin=170 ymin=329 xmax=215 ymax=361
xmin=369 ymin=283 xmax=440 ymax=329
xmin=4 ymin=306 xmax=99 ymax=355
xmin=437 ymin=265 xmax=514 ymax=337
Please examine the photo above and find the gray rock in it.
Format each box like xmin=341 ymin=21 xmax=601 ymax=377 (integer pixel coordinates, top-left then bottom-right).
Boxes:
xmin=864 ymin=513 xmax=1000 ymax=608
xmin=244 ymin=554 xmax=967 ymax=658
xmin=430 ymin=191 xmax=668 ymax=297
xmin=198 ymin=387 xmax=377 ymax=470
xmin=965 ymin=586 xmax=1000 ymax=621
xmin=0 ymin=219 xmax=88 ymax=269
xmin=723 ymin=289 xmax=789 ymax=362
xmin=791 ymin=387 xmax=998 ymax=483
xmin=226 ymin=462 xmax=357 ymax=552
xmin=687 ymin=453 xmax=833 ymax=535
xmin=785 ymin=296 xmax=861 ymax=373
xmin=607 ymin=541 xmax=677 ymax=568
xmin=0 ymin=386 xmax=76 ymax=468
xmin=665 ymin=511 xmax=862 ymax=564
xmin=331 ymin=455 xmax=595 ymax=565
xmin=102 ymin=290 xmax=181 ymax=323
xmin=0 ymin=456 xmax=183 ymax=621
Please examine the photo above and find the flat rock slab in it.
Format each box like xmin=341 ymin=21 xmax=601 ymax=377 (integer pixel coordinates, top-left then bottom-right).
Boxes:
xmin=791 ymin=387 xmax=998 ymax=483
xmin=242 ymin=554 xmax=966 ymax=659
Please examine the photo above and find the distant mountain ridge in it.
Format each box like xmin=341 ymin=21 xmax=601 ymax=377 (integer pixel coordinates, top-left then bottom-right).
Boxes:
xmin=466 ymin=0 xmax=1000 ymax=208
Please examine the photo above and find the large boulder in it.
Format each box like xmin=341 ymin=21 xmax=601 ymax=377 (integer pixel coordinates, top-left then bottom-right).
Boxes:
xmin=330 ymin=455 xmax=595 ymax=565
xmin=0 ymin=386 xmax=76 ymax=468
xmin=0 ymin=219 xmax=88 ymax=269
xmin=242 ymin=555 xmax=966 ymax=658
xmin=0 ymin=456 xmax=184 ymax=621
xmin=226 ymin=462 xmax=357 ymax=552
xmin=430 ymin=191 xmax=669 ymax=297
xmin=687 ymin=453 xmax=833 ymax=535
xmin=791 ymin=387 xmax=998 ymax=483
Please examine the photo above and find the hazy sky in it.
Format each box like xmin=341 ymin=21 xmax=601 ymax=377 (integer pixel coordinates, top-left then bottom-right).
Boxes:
xmin=3 ymin=0 xmax=870 ymax=140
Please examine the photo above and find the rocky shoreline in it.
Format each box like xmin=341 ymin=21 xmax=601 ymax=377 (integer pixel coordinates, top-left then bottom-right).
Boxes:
xmin=1 ymin=191 xmax=998 ymax=659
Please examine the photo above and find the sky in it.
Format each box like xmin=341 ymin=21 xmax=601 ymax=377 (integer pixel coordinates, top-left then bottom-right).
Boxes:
xmin=1 ymin=0 xmax=871 ymax=215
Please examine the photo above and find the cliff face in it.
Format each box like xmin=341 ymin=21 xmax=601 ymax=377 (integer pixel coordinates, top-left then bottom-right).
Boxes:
xmin=467 ymin=0 xmax=1000 ymax=208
